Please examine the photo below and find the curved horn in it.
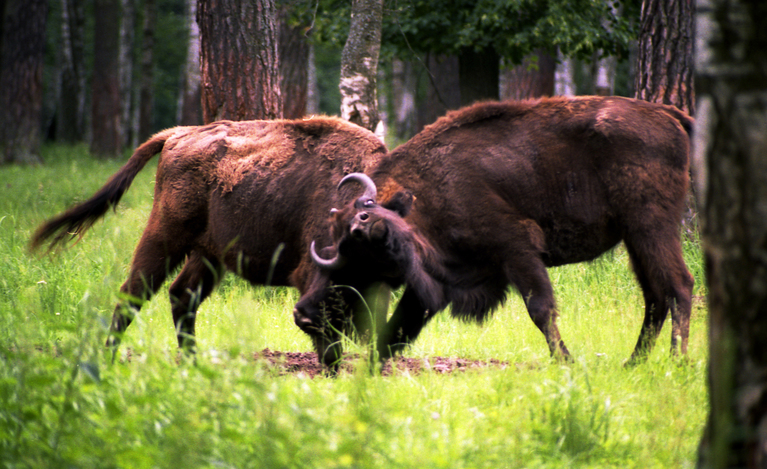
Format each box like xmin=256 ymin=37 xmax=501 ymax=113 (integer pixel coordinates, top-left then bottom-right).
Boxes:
xmin=309 ymin=240 xmax=346 ymax=270
xmin=338 ymin=173 xmax=377 ymax=202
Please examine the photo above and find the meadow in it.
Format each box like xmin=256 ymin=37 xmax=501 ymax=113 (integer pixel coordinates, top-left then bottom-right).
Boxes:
xmin=1 ymin=145 xmax=708 ymax=468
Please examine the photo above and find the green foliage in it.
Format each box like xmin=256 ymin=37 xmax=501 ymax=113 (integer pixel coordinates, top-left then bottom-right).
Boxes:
xmin=304 ymin=0 xmax=640 ymax=65
xmin=1 ymin=145 xmax=708 ymax=467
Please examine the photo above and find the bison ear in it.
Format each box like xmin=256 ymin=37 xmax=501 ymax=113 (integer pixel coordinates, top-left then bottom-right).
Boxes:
xmin=382 ymin=191 xmax=414 ymax=218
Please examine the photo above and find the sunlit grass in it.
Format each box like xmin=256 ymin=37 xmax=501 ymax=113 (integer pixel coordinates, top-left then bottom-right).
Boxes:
xmin=0 ymin=145 xmax=708 ymax=468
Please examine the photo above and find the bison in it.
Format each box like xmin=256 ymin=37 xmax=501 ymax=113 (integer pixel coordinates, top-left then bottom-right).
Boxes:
xmin=295 ymin=96 xmax=695 ymax=366
xmin=31 ymin=117 xmax=387 ymax=367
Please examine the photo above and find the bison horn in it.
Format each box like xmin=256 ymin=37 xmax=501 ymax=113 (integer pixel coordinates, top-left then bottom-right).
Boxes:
xmin=338 ymin=173 xmax=377 ymax=203
xmin=310 ymin=240 xmax=346 ymax=270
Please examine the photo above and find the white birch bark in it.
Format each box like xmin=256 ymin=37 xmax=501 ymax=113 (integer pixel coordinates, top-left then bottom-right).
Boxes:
xmin=339 ymin=0 xmax=383 ymax=135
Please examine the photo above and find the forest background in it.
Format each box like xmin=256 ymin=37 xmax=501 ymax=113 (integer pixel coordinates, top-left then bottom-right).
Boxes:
xmin=1 ymin=0 xmax=666 ymax=164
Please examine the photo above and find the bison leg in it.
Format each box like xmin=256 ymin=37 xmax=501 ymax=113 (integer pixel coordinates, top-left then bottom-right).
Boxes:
xmin=107 ymin=231 xmax=189 ymax=355
xmin=624 ymin=233 xmax=694 ymax=365
xmin=352 ymin=283 xmax=390 ymax=354
xmin=377 ymin=287 xmax=434 ymax=360
xmin=168 ymin=251 xmax=223 ymax=353
xmin=506 ymin=257 xmax=571 ymax=361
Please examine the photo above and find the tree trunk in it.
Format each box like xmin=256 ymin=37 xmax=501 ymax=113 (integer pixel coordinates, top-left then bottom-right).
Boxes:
xmin=177 ymin=0 xmax=202 ymax=126
xmin=593 ymin=55 xmax=617 ymax=96
xmin=119 ymin=0 xmax=135 ymax=148
xmin=279 ymin=8 xmax=308 ymax=119
xmin=634 ymin=0 xmax=695 ymax=114
xmin=91 ymin=0 xmax=123 ymax=159
xmin=137 ymin=0 xmax=155 ymax=142
xmin=0 ymin=0 xmax=48 ymax=164
xmin=554 ymin=49 xmax=575 ymax=97
xmin=458 ymin=47 xmax=499 ymax=106
xmin=306 ymin=43 xmax=320 ymax=115
xmin=500 ymin=50 xmax=555 ymax=101
xmin=391 ymin=59 xmax=416 ymax=141
xmin=198 ymin=0 xmax=281 ymax=123
xmin=57 ymin=0 xmax=86 ymax=143
xmin=419 ymin=54 xmax=460 ymax=130
xmin=695 ymin=1 xmax=767 ymax=467
xmin=635 ymin=0 xmax=697 ymax=237
xmin=339 ymin=0 xmax=382 ymax=133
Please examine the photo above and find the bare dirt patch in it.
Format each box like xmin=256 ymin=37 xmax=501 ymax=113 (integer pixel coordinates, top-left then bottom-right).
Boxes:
xmin=253 ymin=348 xmax=509 ymax=378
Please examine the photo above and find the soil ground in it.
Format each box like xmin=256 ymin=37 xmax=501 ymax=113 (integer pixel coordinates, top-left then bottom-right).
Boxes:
xmin=252 ymin=348 xmax=510 ymax=378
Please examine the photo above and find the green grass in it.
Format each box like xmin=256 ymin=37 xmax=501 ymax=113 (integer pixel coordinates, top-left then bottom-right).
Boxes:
xmin=0 ymin=145 xmax=708 ymax=468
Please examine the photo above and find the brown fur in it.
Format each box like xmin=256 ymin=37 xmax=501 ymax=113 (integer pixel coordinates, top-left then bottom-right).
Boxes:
xmin=296 ymin=96 xmax=695 ymax=366
xmin=31 ymin=116 xmax=386 ymax=361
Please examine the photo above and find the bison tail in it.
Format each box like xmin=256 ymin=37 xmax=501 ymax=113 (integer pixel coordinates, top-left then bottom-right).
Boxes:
xmin=661 ymin=104 xmax=695 ymax=136
xmin=30 ymin=128 xmax=174 ymax=253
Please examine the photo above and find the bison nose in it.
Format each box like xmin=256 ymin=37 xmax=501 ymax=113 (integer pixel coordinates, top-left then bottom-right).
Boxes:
xmin=351 ymin=212 xmax=370 ymax=238
xmin=293 ymin=307 xmax=316 ymax=332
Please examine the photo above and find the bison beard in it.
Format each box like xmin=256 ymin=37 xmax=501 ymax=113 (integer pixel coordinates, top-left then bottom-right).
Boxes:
xmin=30 ymin=117 xmax=387 ymax=372
xmin=296 ymin=96 xmax=695 ymax=366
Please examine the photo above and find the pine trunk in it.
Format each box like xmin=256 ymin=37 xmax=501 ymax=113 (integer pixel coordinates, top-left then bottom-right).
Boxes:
xmin=499 ymin=50 xmax=555 ymax=101
xmin=339 ymin=0 xmax=382 ymax=133
xmin=279 ymin=8 xmax=308 ymax=119
xmin=695 ymin=1 xmax=767 ymax=467
xmin=419 ymin=54 xmax=460 ymax=130
xmin=90 ymin=0 xmax=123 ymax=159
xmin=635 ymin=0 xmax=695 ymax=114
xmin=198 ymin=0 xmax=281 ymax=123
xmin=0 ymin=0 xmax=48 ymax=164
xmin=458 ymin=47 xmax=499 ymax=106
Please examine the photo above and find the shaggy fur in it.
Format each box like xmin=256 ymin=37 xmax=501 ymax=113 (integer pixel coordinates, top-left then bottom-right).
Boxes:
xmin=296 ymin=96 xmax=695 ymax=365
xmin=31 ymin=116 xmax=386 ymax=367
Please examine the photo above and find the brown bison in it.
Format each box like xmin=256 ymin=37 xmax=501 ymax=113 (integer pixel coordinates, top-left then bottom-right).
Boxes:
xmin=296 ymin=96 xmax=695 ymax=366
xmin=31 ymin=117 xmax=387 ymax=366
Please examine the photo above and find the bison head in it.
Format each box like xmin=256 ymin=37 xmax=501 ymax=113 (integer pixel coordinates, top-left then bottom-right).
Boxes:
xmin=293 ymin=173 xmax=444 ymax=339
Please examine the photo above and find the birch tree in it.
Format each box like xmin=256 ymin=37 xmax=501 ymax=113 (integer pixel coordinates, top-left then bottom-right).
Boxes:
xmin=177 ymin=0 xmax=202 ymax=126
xmin=695 ymin=0 xmax=767 ymax=466
xmin=339 ymin=0 xmax=382 ymax=133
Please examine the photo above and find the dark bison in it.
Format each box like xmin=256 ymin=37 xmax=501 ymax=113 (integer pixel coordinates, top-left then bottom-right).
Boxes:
xmin=296 ymin=96 xmax=695 ymax=366
xmin=31 ymin=117 xmax=387 ymax=365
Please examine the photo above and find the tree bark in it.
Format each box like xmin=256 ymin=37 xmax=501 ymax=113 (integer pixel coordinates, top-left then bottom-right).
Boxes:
xmin=306 ymin=44 xmax=320 ymax=115
xmin=177 ymin=0 xmax=202 ymax=126
xmin=198 ymin=0 xmax=281 ymax=123
xmin=499 ymin=50 xmax=555 ymax=101
xmin=391 ymin=59 xmax=416 ymax=141
xmin=57 ymin=0 xmax=86 ymax=143
xmin=0 ymin=0 xmax=48 ymax=164
xmin=279 ymin=8 xmax=308 ymax=119
xmin=458 ymin=47 xmax=499 ymax=106
xmin=91 ymin=0 xmax=123 ymax=159
xmin=339 ymin=0 xmax=382 ymax=133
xmin=419 ymin=54 xmax=460 ymax=131
xmin=554 ymin=49 xmax=576 ymax=97
xmin=119 ymin=0 xmax=135 ymax=148
xmin=635 ymin=0 xmax=695 ymax=114
xmin=695 ymin=1 xmax=767 ymax=467
xmin=137 ymin=0 xmax=155 ymax=142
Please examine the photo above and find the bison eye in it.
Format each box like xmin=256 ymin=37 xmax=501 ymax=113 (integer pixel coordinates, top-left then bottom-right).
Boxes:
xmin=363 ymin=199 xmax=375 ymax=207
xmin=330 ymin=208 xmax=338 ymax=215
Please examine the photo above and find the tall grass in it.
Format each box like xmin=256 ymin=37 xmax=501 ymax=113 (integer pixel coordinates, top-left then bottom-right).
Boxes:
xmin=1 ymin=145 xmax=707 ymax=468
